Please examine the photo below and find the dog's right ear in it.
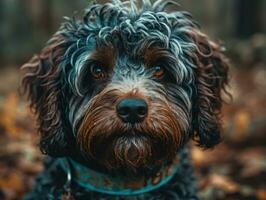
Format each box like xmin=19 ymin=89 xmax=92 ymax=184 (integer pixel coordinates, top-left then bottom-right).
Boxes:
xmin=189 ymin=30 xmax=230 ymax=149
xmin=21 ymin=33 xmax=70 ymax=156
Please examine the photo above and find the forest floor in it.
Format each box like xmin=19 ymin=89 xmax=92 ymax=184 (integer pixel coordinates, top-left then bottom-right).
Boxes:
xmin=0 ymin=39 xmax=266 ymax=199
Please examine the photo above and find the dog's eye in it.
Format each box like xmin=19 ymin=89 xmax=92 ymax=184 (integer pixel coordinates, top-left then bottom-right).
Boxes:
xmin=153 ymin=65 xmax=165 ymax=79
xmin=91 ymin=64 xmax=107 ymax=80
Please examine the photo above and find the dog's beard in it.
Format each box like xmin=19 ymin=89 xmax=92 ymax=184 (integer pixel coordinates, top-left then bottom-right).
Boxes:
xmin=90 ymin=133 xmax=154 ymax=174
xmin=80 ymin=129 xmax=178 ymax=178
xmin=76 ymin=88 xmax=187 ymax=177
xmin=78 ymin=118 xmax=183 ymax=177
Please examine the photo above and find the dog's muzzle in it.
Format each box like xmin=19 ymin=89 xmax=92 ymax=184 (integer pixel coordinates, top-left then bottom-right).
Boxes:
xmin=76 ymin=85 xmax=185 ymax=176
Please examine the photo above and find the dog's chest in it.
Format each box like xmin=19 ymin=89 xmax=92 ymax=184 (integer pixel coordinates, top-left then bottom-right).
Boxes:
xmin=24 ymin=148 xmax=198 ymax=200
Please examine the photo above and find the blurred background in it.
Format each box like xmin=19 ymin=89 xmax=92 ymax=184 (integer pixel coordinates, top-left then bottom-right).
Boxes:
xmin=0 ymin=0 xmax=266 ymax=199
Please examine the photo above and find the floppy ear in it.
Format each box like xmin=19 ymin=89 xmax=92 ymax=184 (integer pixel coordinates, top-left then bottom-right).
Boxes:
xmin=190 ymin=30 xmax=229 ymax=148
xmin=21 ymin=34 xmax=72 ymax=156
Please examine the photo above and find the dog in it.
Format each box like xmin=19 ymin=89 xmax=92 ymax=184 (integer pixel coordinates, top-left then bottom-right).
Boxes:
xmin=21 ymin=0 xmax=229 ymax=199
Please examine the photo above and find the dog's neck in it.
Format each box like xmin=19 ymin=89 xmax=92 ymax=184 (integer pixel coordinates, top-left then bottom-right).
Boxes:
xmin=60 ymin=156 xmax=180 ymax=196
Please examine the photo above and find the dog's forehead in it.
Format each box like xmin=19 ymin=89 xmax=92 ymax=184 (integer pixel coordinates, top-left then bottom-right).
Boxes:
xmin=64 ymin=0 xmax=198 ymax=95
xmin=79 ymin=2 xmax=199 ymax=67
xmin=82 ymin=1 xmax=195 ymax=51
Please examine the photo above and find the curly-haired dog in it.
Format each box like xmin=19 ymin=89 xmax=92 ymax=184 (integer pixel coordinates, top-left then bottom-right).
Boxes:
xmin=21 ymin=0 xmax=229 ymax=199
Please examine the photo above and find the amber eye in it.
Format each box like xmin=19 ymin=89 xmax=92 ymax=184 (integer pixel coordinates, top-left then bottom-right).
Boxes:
xmin=153 ymin=65 xmax=165 ymax=79
xmin=91 ymin=64 xmax=107 ymax=80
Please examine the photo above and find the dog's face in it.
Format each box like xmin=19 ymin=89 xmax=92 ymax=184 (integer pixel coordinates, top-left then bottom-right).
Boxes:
xmin=75 ymin=47 xmax=190 ymax=174
xmin=22 ymin=0 xmax=229 ymax=176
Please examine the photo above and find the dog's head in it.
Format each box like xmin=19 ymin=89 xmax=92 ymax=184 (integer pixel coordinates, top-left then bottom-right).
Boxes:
xmin=21 ymin=0 xmax=229 ymax=176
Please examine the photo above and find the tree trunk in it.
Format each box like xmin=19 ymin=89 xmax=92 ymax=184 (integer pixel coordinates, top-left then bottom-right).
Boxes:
xmin=235 ymin=0 xmax=263 ymax=38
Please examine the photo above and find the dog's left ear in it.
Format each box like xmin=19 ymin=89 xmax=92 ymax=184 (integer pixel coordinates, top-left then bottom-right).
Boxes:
xmin=20 ymin=33 xmax=72 ymax=156
xmin=190 ymin=30 xmax=229 ymax=148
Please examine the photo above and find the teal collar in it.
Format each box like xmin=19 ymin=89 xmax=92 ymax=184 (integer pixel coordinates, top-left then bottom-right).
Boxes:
xmin=60 ymin=156 xmax=180 ymax=196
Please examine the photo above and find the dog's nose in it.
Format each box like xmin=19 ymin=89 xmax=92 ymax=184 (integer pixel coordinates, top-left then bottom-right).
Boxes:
xmin=116 ymin=98 xmax=148 ymax=123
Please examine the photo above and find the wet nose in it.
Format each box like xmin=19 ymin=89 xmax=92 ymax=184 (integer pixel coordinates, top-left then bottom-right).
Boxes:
xmin=116 ymin=98 xmax=148 ymax=123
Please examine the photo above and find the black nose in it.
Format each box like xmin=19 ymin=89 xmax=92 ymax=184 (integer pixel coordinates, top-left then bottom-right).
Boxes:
xmin=116 ymin=98 xmax=148 ymax=123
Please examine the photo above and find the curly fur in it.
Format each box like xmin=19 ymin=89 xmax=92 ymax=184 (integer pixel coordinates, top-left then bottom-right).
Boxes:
xmin=21 ymin=0 xmax=229 ymax=199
